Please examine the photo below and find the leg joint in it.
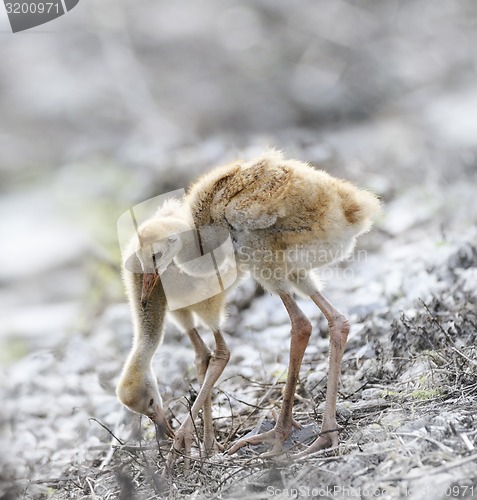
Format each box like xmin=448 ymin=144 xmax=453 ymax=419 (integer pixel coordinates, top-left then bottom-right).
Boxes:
xmin=292 ymin=315 xmax=312 ymax=341
xmin=329 ymin=313 xmax=349 ymax=331
xmin=211 ymin=343 xmax=230 ymax=364
xmin=195 ymin=351 xmax=211 ymax=371
xmin=329 ymin=314 xmax=350 ymax=346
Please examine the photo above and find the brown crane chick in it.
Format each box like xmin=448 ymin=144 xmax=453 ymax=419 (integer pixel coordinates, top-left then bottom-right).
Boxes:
xmin=117 ymin=151 xmax=381 ymax=464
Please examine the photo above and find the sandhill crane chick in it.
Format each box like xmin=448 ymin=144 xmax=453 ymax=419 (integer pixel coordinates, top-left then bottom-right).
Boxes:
xmin=117 ymin=151 xmax=381 ymax=464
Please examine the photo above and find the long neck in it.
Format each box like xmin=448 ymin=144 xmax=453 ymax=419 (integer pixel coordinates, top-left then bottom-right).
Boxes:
xmin=186 ymin=163 xmax=242 ymax=226
xmin=124 ymin=268 xmax=167 ymax=371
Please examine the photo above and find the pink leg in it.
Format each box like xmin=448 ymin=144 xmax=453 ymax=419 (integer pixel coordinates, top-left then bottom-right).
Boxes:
xmin=168 ymin=329 xmax=229 ymax=469
xmin=229 ymin=292 xmax=312 ymax=455
xmin=187 ymin=328 xmax=224 ymax=455
xmin=296 ymin=289 xmax=349 ymax=457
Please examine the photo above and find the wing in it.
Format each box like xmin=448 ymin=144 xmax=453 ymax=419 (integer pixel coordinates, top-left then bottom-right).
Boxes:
xmin=224 ymin=163 xmax=292 ymax=231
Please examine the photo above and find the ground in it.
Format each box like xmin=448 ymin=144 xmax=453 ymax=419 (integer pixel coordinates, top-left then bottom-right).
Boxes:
xmin=1 ymin=1 xmax=477 ymax=499
xmin=1 ymin=163 xmax=476 ymax=499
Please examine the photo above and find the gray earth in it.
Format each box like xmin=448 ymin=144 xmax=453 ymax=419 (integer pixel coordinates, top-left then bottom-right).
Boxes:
xmin=1 ymin=1 xmax=476 ymax=499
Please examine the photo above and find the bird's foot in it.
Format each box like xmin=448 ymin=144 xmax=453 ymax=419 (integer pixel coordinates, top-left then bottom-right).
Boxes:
xmin=271 ymin=409 xmax=302 ymax=430
xmin=228 ymin=416 xmax=342 ymax=459
xmin=165 ymin=423 xmax=224 ymax=473
xmin=165 ymin=421 xmax=195 ymax=472
xmin=228 ymin=424 xmax=291 ymax=457
xmin=228 ymin=409 xmax=303 ymax=457
xmin=202 ymin=434 xmax=225 ymax=456
xmin=294 ymin=422 xmax=341 ymax=459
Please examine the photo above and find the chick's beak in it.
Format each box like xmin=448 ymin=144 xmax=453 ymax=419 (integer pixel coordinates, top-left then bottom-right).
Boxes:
xmin=141 ymin=272 xmax=160 ymax=307
xmin=151 ymin=406 xmax=175 ymax=440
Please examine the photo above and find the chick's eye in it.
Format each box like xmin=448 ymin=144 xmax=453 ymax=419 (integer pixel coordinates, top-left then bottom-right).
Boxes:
xmin=149 ymin=398 xmax=154 ymax=407
xmin=155 ymin=251 xmax=163 ymax=259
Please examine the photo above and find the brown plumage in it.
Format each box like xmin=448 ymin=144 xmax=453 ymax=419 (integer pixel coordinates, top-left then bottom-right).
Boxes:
xmin=117 ymin=151 xmax=381 ymax=466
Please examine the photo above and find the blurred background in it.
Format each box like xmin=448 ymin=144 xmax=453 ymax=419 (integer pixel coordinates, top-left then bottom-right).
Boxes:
xmin=1 ymin=0 xmax=477 ymax=496
xmin=2 ymin=0 xmax=476 ymax=359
